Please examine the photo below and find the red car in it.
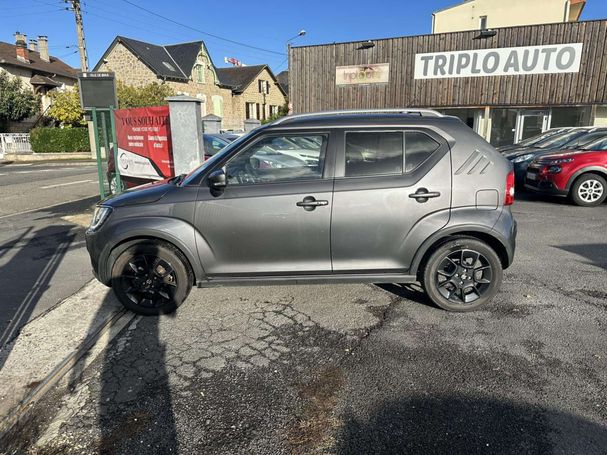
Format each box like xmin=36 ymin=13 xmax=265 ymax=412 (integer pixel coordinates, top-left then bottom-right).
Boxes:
xmin=525 ymin=137 xmax=607 ymax=207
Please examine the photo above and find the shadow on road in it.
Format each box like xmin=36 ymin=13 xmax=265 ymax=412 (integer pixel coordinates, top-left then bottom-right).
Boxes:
xmin=555 ymin=243 xmax=607 ymax=271
xmin=0 ymin=224 xmax=76 ymax=369
xmin=335 ymin=394 xmax=607 ymax=454
xmin=69 ymin=243 xmax=179 ymax=454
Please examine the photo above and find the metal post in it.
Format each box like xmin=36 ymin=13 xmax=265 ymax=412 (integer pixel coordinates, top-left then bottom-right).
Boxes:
xmin=91 ymin=108 xmax=105 ymax=199
xmin=109 ymin=106 xmax=122 ymax=192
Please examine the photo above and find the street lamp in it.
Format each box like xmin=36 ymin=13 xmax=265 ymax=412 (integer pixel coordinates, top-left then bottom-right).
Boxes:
xmin=286 ymin=30 xmax=306 ymax=45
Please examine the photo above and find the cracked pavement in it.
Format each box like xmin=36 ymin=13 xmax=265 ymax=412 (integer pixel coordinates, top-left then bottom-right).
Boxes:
xmin=2 ymin=196 xmax=606 ymax=454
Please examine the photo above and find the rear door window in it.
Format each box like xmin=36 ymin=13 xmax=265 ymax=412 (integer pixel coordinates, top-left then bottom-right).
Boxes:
xmin=344 ymin=130 xmax=440 ymax=177
xmin=345 ymin=132 xmax=403 ymax=177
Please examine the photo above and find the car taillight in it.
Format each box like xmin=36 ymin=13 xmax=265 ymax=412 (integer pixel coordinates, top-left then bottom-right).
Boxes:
xmin=505 ymin=170 xmax=515 ymax=206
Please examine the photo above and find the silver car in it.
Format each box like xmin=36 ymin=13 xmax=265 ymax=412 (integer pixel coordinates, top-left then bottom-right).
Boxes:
xmin=86 ymin=109 xmax=517 ymax=315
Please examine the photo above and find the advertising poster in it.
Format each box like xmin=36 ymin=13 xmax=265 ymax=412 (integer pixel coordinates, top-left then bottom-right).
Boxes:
xmin=113 ymin=106 xmax=174 ymax=180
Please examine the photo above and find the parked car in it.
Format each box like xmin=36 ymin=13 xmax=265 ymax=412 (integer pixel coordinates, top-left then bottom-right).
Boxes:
xmin=525 ymin=136 xmax=607 ymax=206
xmin=86 ymin=109 xmax=516 ymax=315
xmin=505 ymin=127 xmax=607 ymax=185
xmin=496 ymin=127 xmax=570 ymax=153
xmin=107 ymin=134 xmax=231 ymax=193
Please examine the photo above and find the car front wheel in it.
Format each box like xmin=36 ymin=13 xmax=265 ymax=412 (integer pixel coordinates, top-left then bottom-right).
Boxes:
xmin=110 ymin=241 xmax=193 ymax=315
xmin=570 ymin=173 xmax=607 ymax=207
xmin=422 ymin=238 xmax=503 ymax=312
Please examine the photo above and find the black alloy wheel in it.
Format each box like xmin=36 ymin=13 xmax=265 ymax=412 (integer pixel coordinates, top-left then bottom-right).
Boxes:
xmin=111 ymin=242 xmax=193 ymax=315
xmin=120 ymin=255 xmax=178 ymax=309
xmin=422 ymin=238 xmax=503 ymax=312
xmin=435 ymin=249 xmax=492 ymax=304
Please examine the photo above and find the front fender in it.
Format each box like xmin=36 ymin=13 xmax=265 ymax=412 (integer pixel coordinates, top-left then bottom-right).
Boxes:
xmin=96 ymin=216 xmax=207 ymax=284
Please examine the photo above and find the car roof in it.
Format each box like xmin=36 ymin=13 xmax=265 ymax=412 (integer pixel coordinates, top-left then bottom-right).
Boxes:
xmin=265 ymin=111 xmax=463 ymax=130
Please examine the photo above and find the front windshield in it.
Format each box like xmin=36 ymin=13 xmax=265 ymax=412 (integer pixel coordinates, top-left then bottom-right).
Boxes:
xmin=571 ymin=132 xmax=607 ymax=150
xmin=181 ymin=133 xmax=251 ymax=185
xmin=537 ymin=130 xmax=588 ymax=149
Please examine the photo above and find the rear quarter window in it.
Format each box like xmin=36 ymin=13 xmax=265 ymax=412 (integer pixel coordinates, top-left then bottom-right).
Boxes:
xmin=405 ymin=132 xmax=440 ymax=173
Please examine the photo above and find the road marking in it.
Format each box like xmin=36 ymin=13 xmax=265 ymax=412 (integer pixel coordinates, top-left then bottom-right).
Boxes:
xmin=0 ymin=196 xmax=99 ymax=220
xmin=40 ymin=179 xmax=94 ymax=189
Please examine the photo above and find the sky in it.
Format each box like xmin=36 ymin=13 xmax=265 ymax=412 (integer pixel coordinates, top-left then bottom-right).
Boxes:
xmin=2 ymin=0 xmax=607 ymax=74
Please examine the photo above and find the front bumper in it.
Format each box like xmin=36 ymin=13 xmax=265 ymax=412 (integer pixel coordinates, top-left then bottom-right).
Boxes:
xmin=524 ymin=179 xmax=568 ymax=197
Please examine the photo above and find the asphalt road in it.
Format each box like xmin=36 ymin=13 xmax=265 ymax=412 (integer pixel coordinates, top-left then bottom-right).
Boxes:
xmin=0 ymin=162 xmax=99 ymax=355
xmin=3 ymin=195 xmax=607 ymax=454
xmin=0 ymin=162 xmax=99 ymax=217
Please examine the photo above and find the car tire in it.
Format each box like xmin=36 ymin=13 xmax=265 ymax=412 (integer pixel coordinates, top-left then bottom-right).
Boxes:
xmin=110 ymin=241 xmax=193 ymax=316
xmin=108 ymin=173 xmax=118 ymax=195
xmin=421 ymin=238 xmax=503 ymax=312
xmin=570 ymin=173 xmax=607 ymax=207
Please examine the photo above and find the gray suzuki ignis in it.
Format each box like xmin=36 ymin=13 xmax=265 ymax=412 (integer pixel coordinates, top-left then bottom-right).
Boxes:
xmin=86 ymin=109 xmax=517 ymax=315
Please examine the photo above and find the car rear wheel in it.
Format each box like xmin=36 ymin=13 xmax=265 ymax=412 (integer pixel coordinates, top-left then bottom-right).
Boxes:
xmin=110 ymin=241 xmax=193 ymax=315
xmin=570 ymin=173 xmax=607 ymax=207
xmin=421 ymin=238 xmax=503 ymax=312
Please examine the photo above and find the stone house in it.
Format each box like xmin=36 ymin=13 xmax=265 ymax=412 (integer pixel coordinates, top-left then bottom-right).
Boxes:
xmin=94 ymin=36 xmax=286 ymax=131
xmin=0 ymin=32 xmax=78 ymax=131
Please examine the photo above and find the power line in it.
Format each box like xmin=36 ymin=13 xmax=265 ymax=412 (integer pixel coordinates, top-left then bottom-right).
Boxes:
xmin=118 ymin=0 xmax=285 ymax=56
xmin=2 ymin=7 xmax=66 ymax=17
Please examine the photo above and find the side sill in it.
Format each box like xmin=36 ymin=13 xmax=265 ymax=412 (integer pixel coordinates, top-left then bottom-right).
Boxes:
xmin=196 ymin=273 xmax=418 ymax=288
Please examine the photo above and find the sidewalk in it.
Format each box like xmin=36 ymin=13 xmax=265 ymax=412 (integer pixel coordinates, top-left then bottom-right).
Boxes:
xmin=0 ymin=280 xmax=133 ymax=435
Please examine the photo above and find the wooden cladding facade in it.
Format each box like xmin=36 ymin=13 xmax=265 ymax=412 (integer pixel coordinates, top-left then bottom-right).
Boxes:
xmin=289 ymin=20 xmax=607 ymax=113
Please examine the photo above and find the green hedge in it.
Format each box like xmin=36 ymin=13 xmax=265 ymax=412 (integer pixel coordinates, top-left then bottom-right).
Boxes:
xmin=30 ymin=127 xmax=90 ymax=153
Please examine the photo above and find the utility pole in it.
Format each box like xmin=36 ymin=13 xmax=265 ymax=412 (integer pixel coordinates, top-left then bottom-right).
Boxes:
xmin=68 ymin=0 xmax=89 ymax=71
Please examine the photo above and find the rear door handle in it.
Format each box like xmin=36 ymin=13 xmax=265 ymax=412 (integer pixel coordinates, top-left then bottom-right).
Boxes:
xmin=297 ymin=196 xmax=328 ymax=211
xmin=409 ymin=188 xmax=441 ymax=203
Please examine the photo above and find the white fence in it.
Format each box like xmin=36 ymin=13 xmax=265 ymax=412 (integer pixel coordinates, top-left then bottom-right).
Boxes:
xmin=0 ymin=133 xmax=32 ymax=159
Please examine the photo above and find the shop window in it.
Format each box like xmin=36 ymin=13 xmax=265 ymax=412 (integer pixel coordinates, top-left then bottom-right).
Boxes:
xmin=345 ymin=132 xmax=403 ymax=177
xmin=490 ymin=109 xmax=518 ymax=147
xmin=405 ymin=132 xmax=440 ymax=173
xmin=550 ymin=107 xmax=591 ymax=128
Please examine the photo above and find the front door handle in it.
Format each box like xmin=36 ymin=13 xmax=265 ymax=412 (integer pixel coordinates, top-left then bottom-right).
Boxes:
xmin=409 ymin=188 xmax=441 ymax=203
xmin=296 ymin=196 xmax=328 ymax=211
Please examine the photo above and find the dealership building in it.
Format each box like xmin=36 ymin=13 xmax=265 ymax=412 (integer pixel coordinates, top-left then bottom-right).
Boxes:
xmin=288 ymin=18 xmax=607 ymax=146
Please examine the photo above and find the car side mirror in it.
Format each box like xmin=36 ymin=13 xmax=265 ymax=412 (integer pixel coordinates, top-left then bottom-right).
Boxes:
xmin=208 ymin=169 xmax=227 ymax=191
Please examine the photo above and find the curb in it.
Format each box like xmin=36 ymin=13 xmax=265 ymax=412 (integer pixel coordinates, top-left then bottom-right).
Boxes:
xmin=0 ymin=306 xmax=135 ymax=438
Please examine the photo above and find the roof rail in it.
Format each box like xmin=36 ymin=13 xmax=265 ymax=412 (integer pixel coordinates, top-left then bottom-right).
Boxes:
xmin=273 ymin=108 xmax=444 ymax=125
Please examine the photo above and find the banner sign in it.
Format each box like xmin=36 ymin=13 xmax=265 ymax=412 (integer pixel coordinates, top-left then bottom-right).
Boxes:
xmin=336 ymin=63 xmax=390 ymax=85
xmin=414 ymin=43 xmax=583 ymax=80
xmin=113 ymin=106 xmax=173 ymax=180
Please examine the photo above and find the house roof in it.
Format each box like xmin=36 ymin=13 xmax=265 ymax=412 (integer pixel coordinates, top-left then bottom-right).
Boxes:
xmin=0 ymin=41 xmax=78 ymax=79
xmin=276 ymin=70 xmax=288 ymax=94
xmin=215 ymin=64 xmax=286 ymax=96
xmin=30 ymin=74 xmax=61 ymax=86
xmin=96 ymin=36 xmax=230 ymax=85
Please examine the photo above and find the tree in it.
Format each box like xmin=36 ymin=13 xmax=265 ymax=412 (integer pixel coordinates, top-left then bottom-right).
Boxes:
xmin=261 ymin=102 xmax=290 ymax=124
xmin=47 ymin=88 xmax=85 ymax=127
xmin=117 ymin=81 xmax=175 ymax=109
xmin=0 ymin=70 xmax=39 ymax=126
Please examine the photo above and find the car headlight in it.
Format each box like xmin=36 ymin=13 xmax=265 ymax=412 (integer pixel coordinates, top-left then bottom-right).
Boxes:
xmin=511 ymin=153 xmax=534 ymax=163
xmin=88 ymin=206 xmax=112 ymax=232
xmin=547 ymin=157 xmax=574 ymax=165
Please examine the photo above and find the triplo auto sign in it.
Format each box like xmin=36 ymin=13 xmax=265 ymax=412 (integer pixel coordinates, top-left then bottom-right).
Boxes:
xmin=414 ymin=43 xmax=583 ymax=79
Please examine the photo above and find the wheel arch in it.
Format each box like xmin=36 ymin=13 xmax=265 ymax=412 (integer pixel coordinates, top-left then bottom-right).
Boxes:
xmin=410 ymin=227 xmax=512 ymax=280
xmin=565 ymin=167 xmax=607 ymax=192
xmin=98 ymin=224 xmax=206 ymax=286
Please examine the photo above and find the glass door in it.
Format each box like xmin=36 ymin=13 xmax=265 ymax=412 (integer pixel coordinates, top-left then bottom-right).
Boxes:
xmin=515 ymin=110 xmax=550 ymax=143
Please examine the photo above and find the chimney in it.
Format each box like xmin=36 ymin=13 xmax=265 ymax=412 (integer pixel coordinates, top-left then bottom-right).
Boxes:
xmin=38 ymin=36 xmax=49 ymax=63
xmin=14 ymin=31 xmax=29 ymax=63
xmin=28 ymin=39 xmax=38 ymax=52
